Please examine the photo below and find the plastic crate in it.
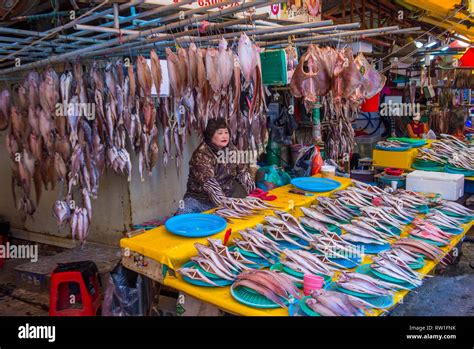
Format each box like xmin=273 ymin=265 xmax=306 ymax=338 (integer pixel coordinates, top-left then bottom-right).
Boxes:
xmin=465 ymin=178 xmax=474 ymax=194
xmin=260 ymin=50 xmax=287 ymax=86
xmin=373 ymin=148 xmax=418 ymax=170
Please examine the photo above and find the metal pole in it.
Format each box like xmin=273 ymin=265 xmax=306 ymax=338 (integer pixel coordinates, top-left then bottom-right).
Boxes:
xmin=94 ymin=14 xmax=270 ymax=57
xmin=0 ymin=0 xmax=277 ymax=74
xmin=86 ymin=0 xmax=280 ymax=57
xmin=175 ymin=22 xmax=360 ymax=45
xmin=72 ymin=0 xmax=196 ymax=39
xmin=113 ymin=3 xmax=120 ymax=29
xmin=75 ymin=24 xmax=139 ymax=35
xmin=258 ymin=25 xmax=401 ymax=47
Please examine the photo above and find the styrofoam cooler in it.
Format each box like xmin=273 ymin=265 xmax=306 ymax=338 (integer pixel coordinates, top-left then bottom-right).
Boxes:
xmin=406 ymin=170 xmax=464 ymax=201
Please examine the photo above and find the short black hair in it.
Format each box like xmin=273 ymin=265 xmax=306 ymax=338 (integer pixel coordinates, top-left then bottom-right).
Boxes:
xmin=204 ymin=117 xmax=230 ymax=144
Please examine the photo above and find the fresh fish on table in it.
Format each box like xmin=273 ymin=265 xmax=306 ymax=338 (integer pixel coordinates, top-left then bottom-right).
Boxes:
xmin=439 ymin=201 xmax=474 ymax=217
xmin=300 ymin=206 xmax=341 ymax=226
xmin=282 ymin=249 xmax=334 ymax=277
xmin=305 ymin=289 xmax=379 ymax=316
xmin=206 ymin=238 xmax=249 ymax=271
xmin=392 ymin=238 xmax=446 ymax=264
xmin=265 ymin=215 xmax=313 ymax=243
xmin=177 ymin=267 xmax=219 ymax=286
xmin=233 ymin=270 xmax=302 ymax=307
xmin=371 ymin=254 xmax=423 ymax=287
xmin=336 ymin=272 xmax=392 ymax=296
xmin=194 ymin=242 xmax=237 ymax=276
xmin=299 ymin=216 xmax=331 ymax=234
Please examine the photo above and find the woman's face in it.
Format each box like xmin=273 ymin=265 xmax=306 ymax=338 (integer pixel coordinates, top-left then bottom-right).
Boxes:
xmin=211 ymin=128 xmax=230 ymax=148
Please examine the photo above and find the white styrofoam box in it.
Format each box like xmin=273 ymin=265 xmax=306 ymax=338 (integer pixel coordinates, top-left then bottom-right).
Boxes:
xmin=406 ymin=170 xmax=465 ymax=201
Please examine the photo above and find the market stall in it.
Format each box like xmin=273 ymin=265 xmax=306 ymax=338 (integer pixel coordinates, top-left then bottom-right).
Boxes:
xmin=121 ymin=176 xmax=473 ymax=316
xmin=0 ymin=0 xmax=472 ymax=323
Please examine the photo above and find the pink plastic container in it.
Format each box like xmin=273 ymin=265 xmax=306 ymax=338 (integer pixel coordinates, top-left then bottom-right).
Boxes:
xmin=303 ymin=274 xmax=324 ymax=295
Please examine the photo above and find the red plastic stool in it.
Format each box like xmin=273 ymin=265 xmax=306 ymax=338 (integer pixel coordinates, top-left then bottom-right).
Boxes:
xmin=49 ymin=262 xmax=101 ymax=316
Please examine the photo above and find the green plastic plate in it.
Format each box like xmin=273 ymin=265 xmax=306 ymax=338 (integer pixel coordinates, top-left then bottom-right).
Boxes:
xmin=271 ymin=262 xmax=333 ymax=285
xmin=230 ymin=284 xmax=289 ymax=309
xmin=299 ymin=296 xmax=322 ymax=316
xmin=356 ymin=264 xmax=417 ymax=290
xmin=408 ymin=256 xmax=426 ymax=270
xmin=335 ymin=283 xmax=381 ymax=299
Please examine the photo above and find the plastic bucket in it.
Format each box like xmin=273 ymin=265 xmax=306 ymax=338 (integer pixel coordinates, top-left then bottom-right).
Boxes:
xmin=321 ymin=165 xmax=336 ymax=179
xmin=360 ymin=92 xmax=380 ymax=112
xmin=303 ymin=275 xmax=324 ymax=295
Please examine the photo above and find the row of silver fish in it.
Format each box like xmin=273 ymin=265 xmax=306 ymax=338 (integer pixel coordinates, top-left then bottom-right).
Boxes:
xmin=370 ymin=253 xmax=424 ymax=287
xmin=304 ymin=289 xmax=385 ymax=316
xmin=233 ymin=228 xmax=281 ymax=263
xmin=177 ymin=238 xmax=255 ymax=286
xmin=214 ymin=197 xmax=276 ymax=221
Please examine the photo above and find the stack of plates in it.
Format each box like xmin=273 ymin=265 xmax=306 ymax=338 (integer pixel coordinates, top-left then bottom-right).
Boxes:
xmin=412 ymin=159 xmax=445 ymax=172
xmin=444 ymin=165 xmax=474 ymax=177
xmin=388 ymin=137 xmax=427 ymax=147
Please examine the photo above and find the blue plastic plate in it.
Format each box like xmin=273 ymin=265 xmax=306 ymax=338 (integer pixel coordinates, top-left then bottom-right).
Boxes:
xmin=350 ymin=241 xmax=391 ymax=255
xmin=329 ymin=255 xmax=362 ymax=269
xmin=165 ymin=213 xmax=227 ymax=237
xmin=291 ymin=177 xmax=341 ymax=192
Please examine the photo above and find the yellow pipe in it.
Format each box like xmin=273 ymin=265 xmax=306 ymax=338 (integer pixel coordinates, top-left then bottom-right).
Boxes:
xmin=420 ymin=15 xmax=474 ymax=40
xmin=402 ymin=0 xmax=471 ymax=23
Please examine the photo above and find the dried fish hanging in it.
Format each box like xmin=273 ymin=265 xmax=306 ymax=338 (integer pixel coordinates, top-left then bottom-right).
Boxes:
xmin=164 ymin=33 xmax=268 ymax=154
xmin=290 ymin=44 xmax=386 ymax=160
xmin=2 ymin=32 xmax=271 ymax=244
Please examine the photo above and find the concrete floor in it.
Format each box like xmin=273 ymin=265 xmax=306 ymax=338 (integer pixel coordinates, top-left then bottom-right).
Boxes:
xmin=0 ymin=258 xmax=48 ymax=316
xmin=391 ymin=240 xmax=474 ymax=316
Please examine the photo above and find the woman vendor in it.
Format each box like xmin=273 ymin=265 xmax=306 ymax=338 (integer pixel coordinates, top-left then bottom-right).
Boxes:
xmin=407 ymin=113 xmax=429 ymax=139
xmin=176 ymin=117 xmax=256 ymax=214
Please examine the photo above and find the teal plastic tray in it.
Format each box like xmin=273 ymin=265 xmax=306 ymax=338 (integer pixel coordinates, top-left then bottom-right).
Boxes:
xmin=230 ymin=284 xmax=289 ymax=309
xmin=300 ymin=296 xmax=321 ymax=316
xmin=355 ymin=264 xmax=417 ymax=290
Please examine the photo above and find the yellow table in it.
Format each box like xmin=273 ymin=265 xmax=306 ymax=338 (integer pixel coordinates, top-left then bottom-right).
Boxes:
xmin=164 ymin=213 xmax=472 ymax=316
xmin=120 ymin=176 xmax=352 ymax=271
xmin=121 ymin=175 xmax=472 ymax=316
